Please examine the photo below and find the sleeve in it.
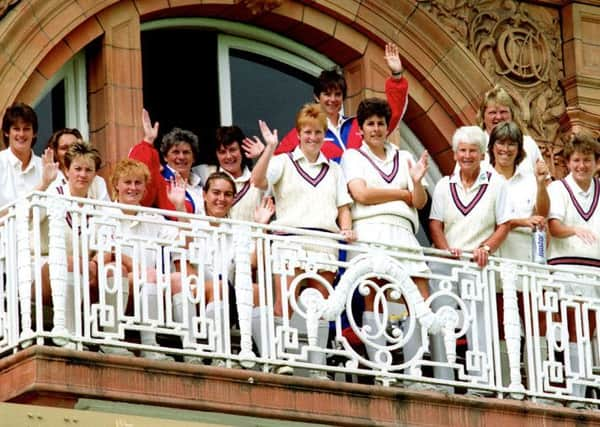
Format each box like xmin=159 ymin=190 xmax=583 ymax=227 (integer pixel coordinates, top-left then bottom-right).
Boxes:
xmin=340 ymin=149 xmax=363 ymax=184
xmin=266 ymin=154 xmax=285 ymax=186
xmin=495 ymin=181 xmax=515 ymax=225
xmin=274 ymin=128 xmax=300 ymax=155
xmin=129 ymin=140 xmax=161 ymax=207
xmin=92 ymin=176 xmax=111 ymax=202
xmin=385 ymin=77 xmax=409 ymax=134
xmin=429 ymin=179 xmax=447 ymax=221
xmin=547 ymin=181 xmax=566 ymax=221
xmin=334 ymin=164 xmax=353 ymax=207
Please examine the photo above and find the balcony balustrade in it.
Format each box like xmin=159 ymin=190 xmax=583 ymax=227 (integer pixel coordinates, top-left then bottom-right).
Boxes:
xmin=1 ymin=192 xmax=600 ymax=409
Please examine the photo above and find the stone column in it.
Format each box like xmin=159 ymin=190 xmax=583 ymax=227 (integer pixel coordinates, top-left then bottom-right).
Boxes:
xmin=88 ymin=1 xmax=143 ymax=181
xmin=560 ymin=2 xmax=600 ymax=138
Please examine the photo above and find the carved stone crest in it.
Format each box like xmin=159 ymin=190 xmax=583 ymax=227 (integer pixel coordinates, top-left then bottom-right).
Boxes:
xmin=418 ymin=0 xmax=567 ymax=176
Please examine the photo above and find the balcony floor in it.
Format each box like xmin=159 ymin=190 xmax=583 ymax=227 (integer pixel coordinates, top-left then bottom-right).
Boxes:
xmin=1 ymin=346 xmax=600 ymax=426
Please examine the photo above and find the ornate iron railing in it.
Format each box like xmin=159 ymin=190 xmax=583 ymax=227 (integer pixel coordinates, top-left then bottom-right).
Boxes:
xmin=1 ymin=192 xmax=600 ymax=408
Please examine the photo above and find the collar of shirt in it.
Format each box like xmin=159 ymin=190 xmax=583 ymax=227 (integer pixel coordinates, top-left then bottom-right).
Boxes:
xmin=7 ymin=148 xmax=37 ymax=173
xmin=222 ymin=166 xmax=251 ymax=183
xmin=565 ymin=173 xmax=595 ymax=198
xmin=291 ymin=146 xmax=329 ymax=166
xmin=449 ymin=168 xmax=490 ymax=190
xmin=164 ymin=164 xmax=202 ymax=188
xmin=360 ymin=141 xmax=396 ymax=164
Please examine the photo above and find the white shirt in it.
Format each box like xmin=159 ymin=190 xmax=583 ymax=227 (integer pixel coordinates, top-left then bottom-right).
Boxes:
xmin=0 ymin=148 xmax=43 ymax=208
xmin=430 ymin=169 xmax=512 ymax=251
xmin=267 ymin=147 xmax=351 ymax=232
xmin=341 ymin=143 xmax=423 ymax=232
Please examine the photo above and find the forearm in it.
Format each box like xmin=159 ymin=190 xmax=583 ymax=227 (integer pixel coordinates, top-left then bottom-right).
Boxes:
xmin=481 ymin=223 xmax=510 ymax=253
xmin=250 ymin=144 xmax=275 ymax=190
xmin=429 ymin=220 xmax=449 ymax=250
xmin=337 ymin=205 xmax=353 ymax=231
xmin=534 ymin=179 xmax=550 ymax=217
xmin=385 ymin=76 xmax=409 ymax=133
xmin=349 ymin=183 xmax=411 ymax=205
xmin=548 ymin=218 xmax=575 ymax=238
xmin=411 ymin=182 xmax=428 ymax=210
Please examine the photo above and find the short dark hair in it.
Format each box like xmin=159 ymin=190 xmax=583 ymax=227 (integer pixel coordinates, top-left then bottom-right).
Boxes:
xmin=2 ymin=102 xmax=39 ymax=147
xmin=215 ymin=126 xmax=252 ymax=171
xmin=47 ymin=128 xmax=83 ymax=150
xmin=357 ymin=98 xmax=391 ymax=128
xmin=160 ymin=128 xmax=199 ymax=163
xmin=313 ymin=69 xmax=347 ymax=100
xmin=563 ymin=132 xmax=600 ymax=161
xmin=487 ymin=121 xmax=526 ymax=167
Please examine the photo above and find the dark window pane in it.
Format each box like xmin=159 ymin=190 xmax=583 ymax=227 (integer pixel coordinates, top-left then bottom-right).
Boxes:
xmin=142 ymin=29 xmax=220 ymax=165
xmin=34 ymin=80 xmax=66 ymax=155
xmin=229 ymin=49 xmax=315 ymax=141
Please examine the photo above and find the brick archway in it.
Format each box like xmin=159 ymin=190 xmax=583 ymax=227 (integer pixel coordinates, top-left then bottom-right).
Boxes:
xmin=0 ymin=0 xmax=493 ymax=173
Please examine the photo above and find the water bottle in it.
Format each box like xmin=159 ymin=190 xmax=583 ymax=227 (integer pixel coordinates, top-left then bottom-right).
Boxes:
xmin=532 ymin=225 xmax=546 ymax=264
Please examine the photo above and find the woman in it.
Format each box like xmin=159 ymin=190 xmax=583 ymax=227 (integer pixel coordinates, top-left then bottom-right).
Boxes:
xmin=478 ymin=86 xmax=543 ymax=175
xmin=39 ymin=141 xmax=104 ymax=346
xmin=46 ymin=128 xmax=109 ymax=201
xmin=103 ymin=159 xmax=184 ymax=360
xmin=192 ymin=126 xmax=263 ymax=222
xmin=251 ymin=103 xmax=356 ymax=378
xmin=490 ymin=121 xmax=550 ymax=261
xmin=172 ymin=172 xmax=274 ymax=366
xmin=488 ymin=121 xmax=550 ymax=391
xmin=129 ymin=109 xmax=204 ymax=215
xmin=340 ymin=98 xmax=430 ymax=379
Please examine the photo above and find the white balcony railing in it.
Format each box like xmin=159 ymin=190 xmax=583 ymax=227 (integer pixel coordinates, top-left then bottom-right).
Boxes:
xmin=2 ymin=192 xmax=600 ymax=408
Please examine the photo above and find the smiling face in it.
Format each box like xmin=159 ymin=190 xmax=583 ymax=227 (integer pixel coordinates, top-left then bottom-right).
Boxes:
xmin=115 ymin=173 xmax=147 ymax=205
xmin=203 ymin=177 xmax=235 ymax=218
xmin=360 ymin=114 xmax=388 ymax=149
xmin=454 ymin=141 xmax=484 ymax=175
xmin=298 ymin=122 xmax=325 ymax=161
xmin=165 ymin=142 xmax=194 ymax=179
xmin=315 ymin=88 xmax=343 ymax=121
xmin=7 ymin=118 xmax=35 ymax=158
xmin=483 ymin=102 xmax=512 ymax=133
xmin=492 ymin=138 xmax=518 ymax=170
xmin=567 ymin=151 xmax=597 ymax=189
xmin=66 ymin=156 xmax=96 ymax=197
xmin=216 ymin=142 xmax=243 ymax=178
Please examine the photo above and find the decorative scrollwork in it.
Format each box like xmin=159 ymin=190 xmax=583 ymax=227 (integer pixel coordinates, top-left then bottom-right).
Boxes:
xmin=417 ymin=0 xmax=567 ymax=176
xmin=0 ymin=0 xmax=19 ymax=20
xmin=236 ymin=0 xmax=282 ymax=15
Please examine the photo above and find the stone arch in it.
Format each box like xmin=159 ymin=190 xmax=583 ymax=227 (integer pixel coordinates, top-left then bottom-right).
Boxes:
xmin=0 ymin=0 xmax=493 ymax=173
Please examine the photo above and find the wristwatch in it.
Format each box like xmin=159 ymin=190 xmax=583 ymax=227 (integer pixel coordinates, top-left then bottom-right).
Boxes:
xmin=480 ymin=244 xmax=491 ymax=253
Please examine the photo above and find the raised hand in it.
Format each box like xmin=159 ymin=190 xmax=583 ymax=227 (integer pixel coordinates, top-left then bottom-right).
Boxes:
xmin=41 ymin=147 xmax=59 ymax=187
xmin=142 ymin=108 xmax=159 ymax=144
xmin=384 ymin=43 xmax=403 ymax=75
xmin=254 ymin=196 xmax=275 ymax=224
xmin=258 ymin=120 xmax=278 ymax=148
xmin=242 ymin=136 xmax=265 ymax=159
xmin=409 ymin=150 xmax=429 ymax=183
xmin=166 ymin=172 xmax=186 ymax=211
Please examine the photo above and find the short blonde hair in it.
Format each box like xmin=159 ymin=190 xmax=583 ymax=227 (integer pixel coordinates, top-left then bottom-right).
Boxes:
xmin=110 ymin=159 xmax=150 ymax=201
xmin=476 ymin=85 xmax=517 ymax=128
xmin=295 ymin=103 xmax=327 ymax=133
xmin=64 ymin=141 xmax=102 ymax=171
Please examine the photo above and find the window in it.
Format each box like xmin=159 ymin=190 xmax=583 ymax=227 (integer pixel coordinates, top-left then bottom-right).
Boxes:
xmin=33 ymin=52 xmax=88 ymax=154
xmin=141 ymin=18 xmax=335 ymax=165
